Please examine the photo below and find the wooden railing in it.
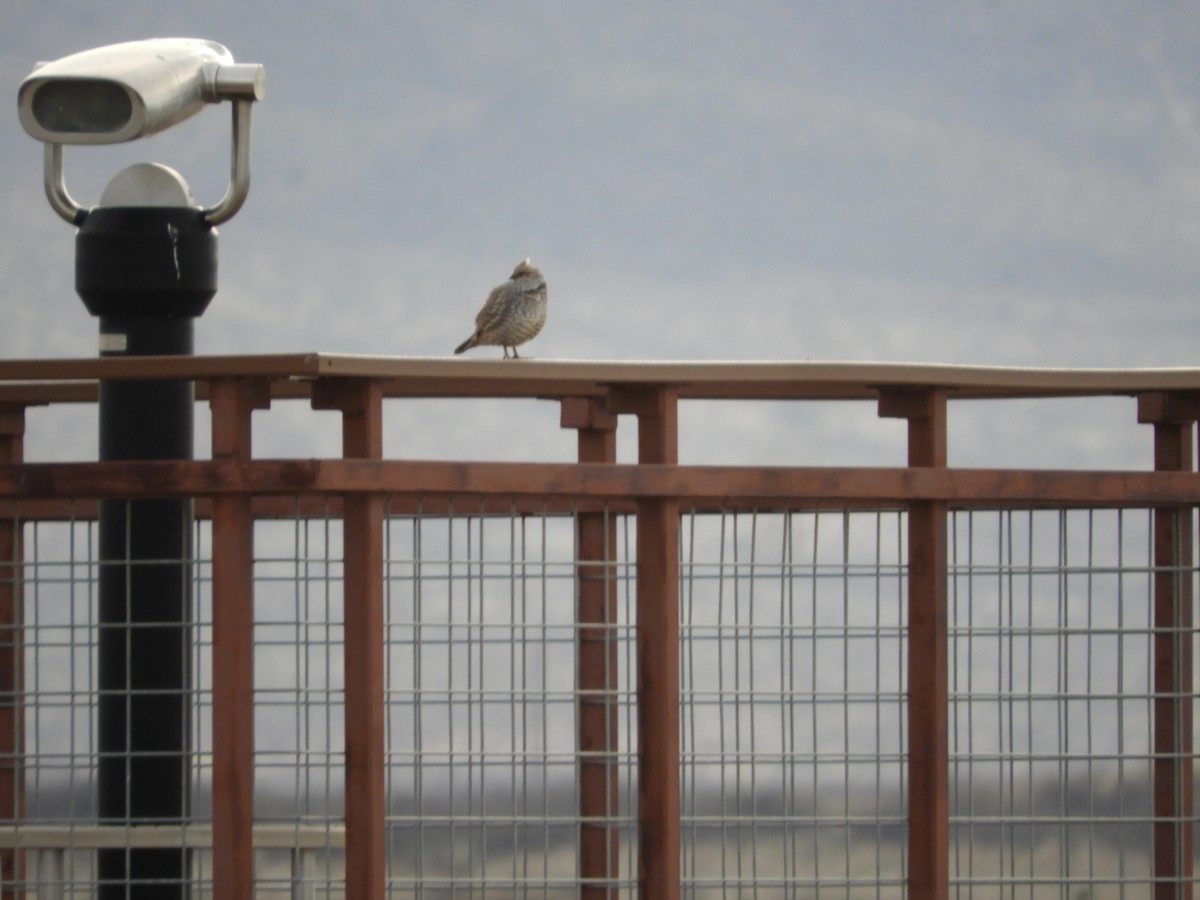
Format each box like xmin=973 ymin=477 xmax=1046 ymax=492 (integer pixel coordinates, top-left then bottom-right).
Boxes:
xmin=0 ymin=354 xmax=1196 ymax=898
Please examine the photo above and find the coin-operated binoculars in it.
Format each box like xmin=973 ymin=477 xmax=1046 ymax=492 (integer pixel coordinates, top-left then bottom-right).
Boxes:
xmin=19 ymin=38 xmax=264 ymax=898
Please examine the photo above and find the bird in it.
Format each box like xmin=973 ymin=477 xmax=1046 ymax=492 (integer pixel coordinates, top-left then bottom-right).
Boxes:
xmin=454 ymin=259 xmax=547 ymax=358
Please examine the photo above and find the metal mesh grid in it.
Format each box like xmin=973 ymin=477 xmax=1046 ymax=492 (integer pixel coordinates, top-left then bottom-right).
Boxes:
xmin=947 ymin=508 xmax=1195 ymax=898
xmin=3 ymin=501 xmax=1197 ymax=896
xmin=680 ymin=508 xmax=908 ymax=898
xmin=382 ymin=502 xmax=626 ymax=897
xmin=246 ymin=508 xmax=348 ymax=894
xmin=15 ymin=507 xmax=352 ymax=896
xmin=22 ymin=513 xmax=98 ymax=824
xmin=17 ymin=508 xmax=210 ymax=894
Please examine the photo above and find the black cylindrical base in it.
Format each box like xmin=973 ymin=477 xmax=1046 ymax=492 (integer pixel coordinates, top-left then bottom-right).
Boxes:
xmin=81 ymin=203 xmax=211 ymax=899
xmin=96 ymin=317 xmax=195 ymax=900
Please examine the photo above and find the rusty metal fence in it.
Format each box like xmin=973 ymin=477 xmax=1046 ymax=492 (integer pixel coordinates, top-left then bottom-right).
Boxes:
xmin=0 ymin=355 xmax=1196 ymax=898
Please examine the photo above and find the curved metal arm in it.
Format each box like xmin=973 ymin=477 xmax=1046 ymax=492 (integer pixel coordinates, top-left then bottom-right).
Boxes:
xmin=39 ymin=90 xmax=256 ymax=227
xmin=42 ymin=143 xmax=88 ymax=225
xmin=201 ymin=98 xmax=253 ymax=226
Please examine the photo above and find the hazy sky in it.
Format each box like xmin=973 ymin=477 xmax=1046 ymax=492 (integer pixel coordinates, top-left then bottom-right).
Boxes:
xmin=2 ymin=3 xmax=1199 ymax=465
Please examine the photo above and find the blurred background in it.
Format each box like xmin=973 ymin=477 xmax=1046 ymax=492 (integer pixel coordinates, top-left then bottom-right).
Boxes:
xmin=2 ymin=3 xmax=1198 ymax=461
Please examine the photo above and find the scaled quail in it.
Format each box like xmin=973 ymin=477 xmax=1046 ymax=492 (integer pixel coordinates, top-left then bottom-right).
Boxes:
xmin=454 ymin=259 xmax=547 ymax=358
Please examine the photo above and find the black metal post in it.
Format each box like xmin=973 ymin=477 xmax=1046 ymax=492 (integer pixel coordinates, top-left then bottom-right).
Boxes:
xmin=76 ymin=206 xmax=216 ymax=899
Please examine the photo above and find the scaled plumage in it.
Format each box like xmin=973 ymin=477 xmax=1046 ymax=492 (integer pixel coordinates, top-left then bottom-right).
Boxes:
xmin=454 ymin=259 xmax=547 ymax=358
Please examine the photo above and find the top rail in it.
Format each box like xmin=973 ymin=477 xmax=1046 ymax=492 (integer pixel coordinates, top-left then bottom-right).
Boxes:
xmin=1 ymin=354 xmax=1200 ymax=403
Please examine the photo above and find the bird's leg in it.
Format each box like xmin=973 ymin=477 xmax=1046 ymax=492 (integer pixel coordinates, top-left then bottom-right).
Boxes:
xmin=510 ymin=347 xmax=521 ymax=359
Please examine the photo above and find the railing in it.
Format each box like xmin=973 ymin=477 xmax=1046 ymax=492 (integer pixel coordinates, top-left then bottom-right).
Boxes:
xmin=0 ymin=354 xmax=1196 ymax=898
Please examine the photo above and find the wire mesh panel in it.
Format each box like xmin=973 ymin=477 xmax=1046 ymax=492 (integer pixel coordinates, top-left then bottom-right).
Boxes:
xmin=948 ymin=508 xmax=1198 ymax=899
xmin=680 ymin=508 xmax=909 ymax=899
xmin=4 ymin=498 xmax=1198 ymax=897
xmin=17 ymin=507 xmax=212 ymax=895
xmin=16 ymin=507 xmax=352 ymax=897
xmin=249 ymin=508 xmax=348 ymax=895
xmin=22 ymin=513 xmax=98 ymax=827
xmin=382 ymin=502 xmax=636 ymax=898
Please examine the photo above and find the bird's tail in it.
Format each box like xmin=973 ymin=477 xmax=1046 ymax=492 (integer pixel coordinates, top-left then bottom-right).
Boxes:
xmin=454 ymin=335 xmax=476 ymax=355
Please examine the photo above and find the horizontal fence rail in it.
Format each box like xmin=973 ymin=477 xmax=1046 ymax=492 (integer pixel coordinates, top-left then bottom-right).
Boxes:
xmin=5 ymin=459 xmax=1200 ymax=506
xmin=0 ymin=355 xmax=1196 ymax=898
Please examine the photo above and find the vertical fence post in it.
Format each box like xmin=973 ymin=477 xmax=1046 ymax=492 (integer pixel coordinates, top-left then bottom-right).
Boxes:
xmin=880 ymin=388 xmax=949 ymax=900
xmin=609 ymin=386 xmax=680 ymax=900
xmin=0 ymin=406 xmax=25 ymax=899
xmin=561 ymin=397 xmax=620 ymax=898
xmin=1138 ymin=393 xmax=1197 ymax=900
xmin=209 ymin=379 xmax=269 ymax=900
xmin=312 ymin=379 xmax=386 ymax=900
